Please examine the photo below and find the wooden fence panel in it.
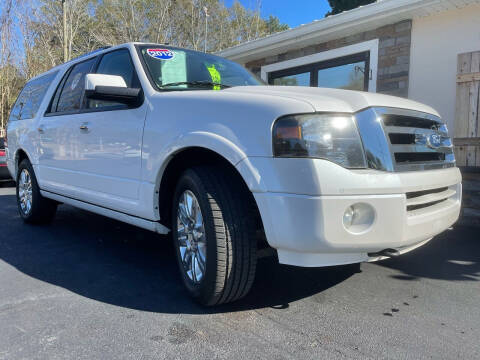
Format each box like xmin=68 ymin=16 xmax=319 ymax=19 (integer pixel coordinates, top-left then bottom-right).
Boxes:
xmin=455 ymin=51 xmax=480 ymax=167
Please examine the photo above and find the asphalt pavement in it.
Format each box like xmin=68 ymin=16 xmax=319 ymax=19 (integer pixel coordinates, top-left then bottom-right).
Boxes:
xmin=0 ymin=182 xmax=479 ymax=360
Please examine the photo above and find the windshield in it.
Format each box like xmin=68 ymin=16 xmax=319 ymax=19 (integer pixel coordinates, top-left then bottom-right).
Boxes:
xmin=138 ymin=45 xmax=263 ymax=91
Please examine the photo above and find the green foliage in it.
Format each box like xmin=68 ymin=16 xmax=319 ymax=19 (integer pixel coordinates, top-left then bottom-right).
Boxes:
xmin=325 ymin=0 xmax=376 ymax=16
xmin=264 ymin=15 xmax=289 ymax=34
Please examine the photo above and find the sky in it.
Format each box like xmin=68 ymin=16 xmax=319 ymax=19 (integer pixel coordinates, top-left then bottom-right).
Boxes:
xmin=223 ymin=0 xmax=332 ymax=28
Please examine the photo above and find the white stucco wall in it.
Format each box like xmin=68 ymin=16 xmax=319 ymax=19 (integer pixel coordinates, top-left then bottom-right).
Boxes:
xmin=409 ymin=4 xmax=480 ymax=133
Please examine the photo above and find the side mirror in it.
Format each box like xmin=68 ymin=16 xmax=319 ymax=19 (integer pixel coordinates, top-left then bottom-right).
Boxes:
xmin=84 ymin=74 xmax=142 ymax=107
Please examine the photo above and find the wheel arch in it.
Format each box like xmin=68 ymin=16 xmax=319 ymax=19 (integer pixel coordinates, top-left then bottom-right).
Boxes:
xmin=155 ymin=146 xmax=264 ymax=235
xmin=14 ymin=148 xmax=31 ymax=178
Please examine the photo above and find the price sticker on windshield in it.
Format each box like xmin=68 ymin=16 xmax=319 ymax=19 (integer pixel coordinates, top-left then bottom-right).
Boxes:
xmin=146 ymin=48 xmax=175 ymax=60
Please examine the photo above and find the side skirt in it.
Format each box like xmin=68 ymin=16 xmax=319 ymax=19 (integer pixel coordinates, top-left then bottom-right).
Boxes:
xmin=40 ymin=190 xmax=170 ymax=235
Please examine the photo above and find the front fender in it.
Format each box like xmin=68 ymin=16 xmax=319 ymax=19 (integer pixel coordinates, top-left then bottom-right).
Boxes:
xmin=147 ymin=131 xmax=251 ymax=186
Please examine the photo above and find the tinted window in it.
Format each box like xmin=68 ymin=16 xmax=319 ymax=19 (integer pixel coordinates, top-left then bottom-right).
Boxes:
xmin=97 ymin=49 xmax=135 ymax=87
xmin=48 ymin=68 xmax=71 ymax=114
xmin=87 ymin=49 xmax=137 ymax=109
xmin=56 ymin=57 xmax=96 ymax=113
xmin=8 ymin=71 xmax=58 ymax=121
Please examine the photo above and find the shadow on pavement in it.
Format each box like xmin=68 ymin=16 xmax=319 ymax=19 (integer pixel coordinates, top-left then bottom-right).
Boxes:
xmin=375 ymin=225 xmax=480 ymax=282
xmin=0 ymin=192 xmax=356 ymax=314
xmin=2 ymin=188 xmax=477 ymax=314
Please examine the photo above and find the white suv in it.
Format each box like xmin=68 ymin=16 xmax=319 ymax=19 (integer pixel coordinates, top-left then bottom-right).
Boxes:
xmin=6 ymin=43 xmax=461 ymax=305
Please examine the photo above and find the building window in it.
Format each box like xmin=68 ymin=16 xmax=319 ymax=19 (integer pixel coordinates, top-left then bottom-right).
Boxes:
xmin=268 ymin=52 xmax=370 ymax=91
xmin=261 ymin=39 xmax=379 ymax=93
xmin=272 ymin=71 xmax=311 ymax=87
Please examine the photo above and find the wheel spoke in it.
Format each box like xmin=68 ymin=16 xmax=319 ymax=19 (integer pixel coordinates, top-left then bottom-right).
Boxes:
xmin=185 ymin=192 xmax=195 ymax=222
xmin=178 ymin=203 xmax=189 ymax=226
xmin=179 ymin=246 xmax=188 ymax=263
xmin=192 ymin=253 xmax=199 ymax=282
xmin=195 ymin=250 xmax=205 ymax=279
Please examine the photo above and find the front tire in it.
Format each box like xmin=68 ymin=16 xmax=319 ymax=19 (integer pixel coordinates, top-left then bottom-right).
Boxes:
xmin=16 ymin=159 xmax=57 ymax=224
xmin=172 ymin=166 xmax=257 ymax=306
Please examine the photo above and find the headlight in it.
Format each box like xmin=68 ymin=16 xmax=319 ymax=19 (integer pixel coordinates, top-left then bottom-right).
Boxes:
xmin=272 ymin=113 xmax=366 ymax=168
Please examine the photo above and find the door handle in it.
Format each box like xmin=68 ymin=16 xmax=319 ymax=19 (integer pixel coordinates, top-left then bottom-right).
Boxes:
xmin=37 ymin=125 xmax=45 ymax=134
xmin=79 ymin=123 xmax=89 ymax=131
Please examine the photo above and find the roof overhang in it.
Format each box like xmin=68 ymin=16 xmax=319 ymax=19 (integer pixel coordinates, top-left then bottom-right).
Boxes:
xmin=216 ymin=0 xmax=479 ymax=64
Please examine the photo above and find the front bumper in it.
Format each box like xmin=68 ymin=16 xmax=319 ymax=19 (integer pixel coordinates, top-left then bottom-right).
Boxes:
xmin=237 ymin=158 xmax=462 ymax=267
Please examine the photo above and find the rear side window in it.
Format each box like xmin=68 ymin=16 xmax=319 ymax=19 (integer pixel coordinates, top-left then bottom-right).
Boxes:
xmin=8 ymin=71 xmax=58 ymax=121
xmin=54 ymin=57 xmax=97 ymax=113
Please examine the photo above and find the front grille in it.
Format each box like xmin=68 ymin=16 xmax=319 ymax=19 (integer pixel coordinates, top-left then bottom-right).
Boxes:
xmin=381 ymin=111 xmax=455 ymax=172
xmin=355 ymin=107 xmax=456 ymax=172
xmin=405 ymin=186 xmax=457 ymax=212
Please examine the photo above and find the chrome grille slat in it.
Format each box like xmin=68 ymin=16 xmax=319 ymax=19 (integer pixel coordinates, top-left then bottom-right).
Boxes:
xmin=391 ymin=144 xmax=453 ymax=154
xmin=385 ymin=126 xmax=448 ymax=137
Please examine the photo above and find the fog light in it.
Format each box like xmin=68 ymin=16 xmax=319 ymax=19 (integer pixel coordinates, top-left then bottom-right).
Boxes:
xmin=342 ymin=203 xmax=376 ymax=234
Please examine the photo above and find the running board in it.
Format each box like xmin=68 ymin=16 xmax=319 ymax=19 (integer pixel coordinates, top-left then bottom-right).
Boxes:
xmin=40 ymin=190 xmax=170 ymax=235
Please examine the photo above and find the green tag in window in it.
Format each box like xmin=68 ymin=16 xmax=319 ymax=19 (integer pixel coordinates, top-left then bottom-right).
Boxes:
xmin=206 ymin=64 xmax=221 ymax=90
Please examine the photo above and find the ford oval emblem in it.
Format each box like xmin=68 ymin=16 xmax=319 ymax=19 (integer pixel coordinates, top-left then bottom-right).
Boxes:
xmin=427 ymin=134 xmax=442 ymax=149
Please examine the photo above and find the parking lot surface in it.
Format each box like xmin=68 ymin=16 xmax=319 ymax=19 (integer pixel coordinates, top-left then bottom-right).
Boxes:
xmin=0 ymin=183 xmax=479 ymax=360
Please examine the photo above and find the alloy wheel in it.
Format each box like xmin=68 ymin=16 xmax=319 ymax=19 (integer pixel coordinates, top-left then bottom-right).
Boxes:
xmin=18 ymin=168 xmax=33 ymax=215
xmin=176 ymin=190 xmax=207 ymax=284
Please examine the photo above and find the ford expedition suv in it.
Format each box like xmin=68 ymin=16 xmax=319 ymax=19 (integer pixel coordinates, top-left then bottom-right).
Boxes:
xmin=5 ymin=43 xmax=461 ymax=305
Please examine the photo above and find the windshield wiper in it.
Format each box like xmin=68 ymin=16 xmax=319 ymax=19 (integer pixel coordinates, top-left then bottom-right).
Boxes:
xmin=158 ymin=81 xmax=231 ymax=89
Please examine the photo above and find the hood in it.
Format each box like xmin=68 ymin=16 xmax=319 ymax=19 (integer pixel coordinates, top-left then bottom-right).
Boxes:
xmin=224 ymin=86 xmax=440 ymax=117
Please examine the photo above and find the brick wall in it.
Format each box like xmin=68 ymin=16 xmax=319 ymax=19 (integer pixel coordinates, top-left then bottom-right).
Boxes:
xmin=245 ymin=20 xmax=412 ymax=98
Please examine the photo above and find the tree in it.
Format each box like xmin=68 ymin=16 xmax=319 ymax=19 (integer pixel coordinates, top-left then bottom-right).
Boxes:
xmin=325 ymin=0 xmax=376 ymax=16
xmin=0 ymin=0 xmax=290 ymax=135
xmin=264 ymin=15 xmax=289 ymax=34
xmin=0 ymin=0 xmax=24 ymax=132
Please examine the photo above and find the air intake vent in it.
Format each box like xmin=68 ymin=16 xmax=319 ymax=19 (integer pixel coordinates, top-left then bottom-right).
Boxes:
xmin=405 ymin=186 xmax=456 ymax=212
